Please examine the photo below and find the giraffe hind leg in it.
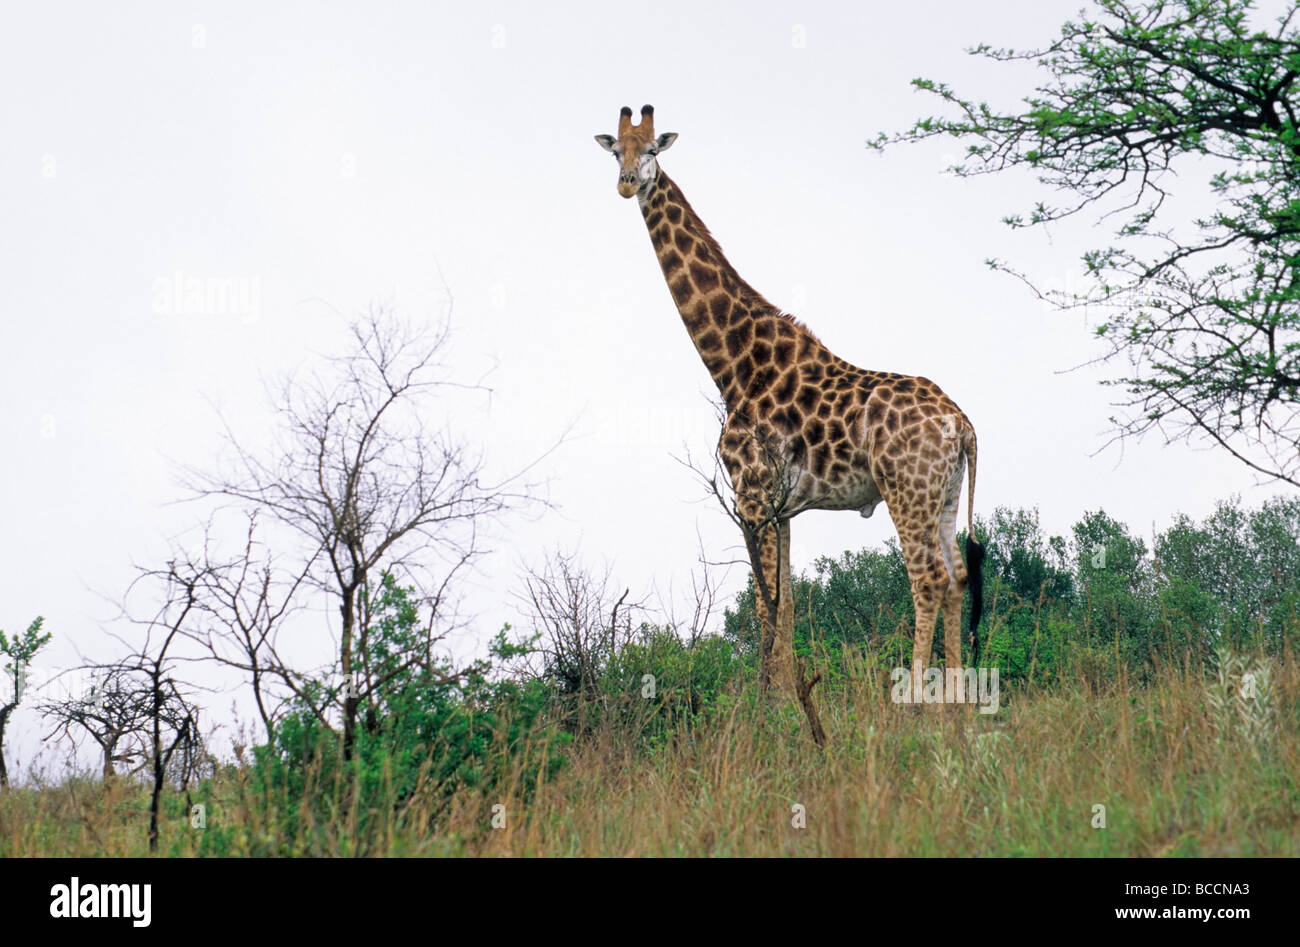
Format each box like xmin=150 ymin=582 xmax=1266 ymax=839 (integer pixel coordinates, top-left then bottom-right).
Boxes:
xmin=897 ymin=515 xmax=948 ymax=673
xmin=938 ymin=468 xmax=968 ymax=674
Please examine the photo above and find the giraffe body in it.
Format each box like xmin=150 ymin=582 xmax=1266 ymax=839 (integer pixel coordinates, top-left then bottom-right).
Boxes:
xmin=597 ymin=106 xmax=985 ymax=696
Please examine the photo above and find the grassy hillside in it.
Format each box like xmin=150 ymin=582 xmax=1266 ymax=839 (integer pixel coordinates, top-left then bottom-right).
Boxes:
xmin=4 ymin=641 xmax=1296 ymax=857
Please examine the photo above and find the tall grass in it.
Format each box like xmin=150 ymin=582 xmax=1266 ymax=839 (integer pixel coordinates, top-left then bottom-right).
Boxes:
xmin=3 ymin=638 xmax=1297 ymax=856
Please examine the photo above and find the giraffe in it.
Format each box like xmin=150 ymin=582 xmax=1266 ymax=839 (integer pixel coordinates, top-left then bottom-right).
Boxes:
xmin=595 ymin=105 xmax=985 ymax=698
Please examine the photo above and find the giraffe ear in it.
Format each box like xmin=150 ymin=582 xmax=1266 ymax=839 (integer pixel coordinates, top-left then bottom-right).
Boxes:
xmin=594 ymin=135 xmax=616 ymax=152
xmin=655 ymin=132 xmax=678 ymax=152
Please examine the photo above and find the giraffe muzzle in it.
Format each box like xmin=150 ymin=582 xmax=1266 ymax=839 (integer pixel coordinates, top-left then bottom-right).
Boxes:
xmin=618 ymin=172 xmax=639 ymax=198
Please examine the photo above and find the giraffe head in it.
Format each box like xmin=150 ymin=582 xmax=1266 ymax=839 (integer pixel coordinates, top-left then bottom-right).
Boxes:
xmin=594 ymin=104 xmax=678 ymax=198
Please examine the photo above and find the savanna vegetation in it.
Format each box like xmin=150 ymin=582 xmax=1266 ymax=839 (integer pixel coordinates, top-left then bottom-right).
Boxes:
xmin=3 ymin=0 xmax=1298 ymax=858
xmin=2 ymin=491 xmax=1297 ymax=856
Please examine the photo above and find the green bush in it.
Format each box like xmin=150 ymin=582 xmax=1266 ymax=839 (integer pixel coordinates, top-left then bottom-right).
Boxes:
xmin=219 ymin=574 xmax=568 ymax=854
xmin=593 ymin=626 xmax=740 ymax=746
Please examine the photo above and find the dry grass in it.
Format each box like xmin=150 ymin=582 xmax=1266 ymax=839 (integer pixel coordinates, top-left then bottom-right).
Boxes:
xmin=3 ymin=645 xmax=1298 ymax=857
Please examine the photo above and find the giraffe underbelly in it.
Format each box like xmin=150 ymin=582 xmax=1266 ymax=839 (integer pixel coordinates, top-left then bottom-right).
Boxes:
xmin=788 ymin=462 xmax=884 ymax=518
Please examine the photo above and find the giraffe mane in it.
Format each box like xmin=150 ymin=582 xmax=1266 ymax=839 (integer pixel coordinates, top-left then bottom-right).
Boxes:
xmin=657 ymin=171 xmax=823 ymax=345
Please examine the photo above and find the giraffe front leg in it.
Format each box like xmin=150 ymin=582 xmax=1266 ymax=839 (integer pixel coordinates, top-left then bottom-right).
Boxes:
xmin=773 ymin=518 xmax=796 ymax=697
xmin=740 ymin=507 xmax=796 ymax=698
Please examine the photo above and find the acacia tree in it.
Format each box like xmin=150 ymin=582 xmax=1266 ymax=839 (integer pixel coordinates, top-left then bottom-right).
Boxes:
xmin=871 ymin=0 xmax=1300 ymax=485
xmin=187 ymin=308 xmax=543 ymax=759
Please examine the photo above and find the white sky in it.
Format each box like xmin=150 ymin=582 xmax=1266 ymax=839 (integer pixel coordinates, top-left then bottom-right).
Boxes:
xmin=2 ymin=0 xmax=1293 ymax=777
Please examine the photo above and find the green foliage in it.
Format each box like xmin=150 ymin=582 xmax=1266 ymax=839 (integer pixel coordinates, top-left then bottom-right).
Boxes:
xmin=871 ymin=0 xmax=1300 ymax=485
xmin=806 ymin=543 xmax=916 ymax=652
xmin=722 ymin=497 xmax=1300 ymax=692
xmin=1 ymin=616 xmax=50 ymax=702
xmin=593 ymin=625 xmax=740 ymax=747
xmin=1071 ymin=509 xmax=1154 ymax=660
xmin=8 ymin=499 xmax=1300 ymax=855
xmin=0 ymin=616 xmax=50 ymax=786
xmin=724 ymin=540 xmax=915 ymax=667
xmin=1156 ymin=494 xmax=1300 ymax=645
xmin=977 ymin=507 xmax=1074 ymax=607
xmin=222 ymin=574 xmax=566 ymax=853
xmin=966 ymin=508 xmax=1075 ymax=684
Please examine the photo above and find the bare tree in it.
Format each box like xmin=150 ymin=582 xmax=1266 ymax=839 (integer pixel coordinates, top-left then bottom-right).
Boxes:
xmin=654 ymin=533 xmax=729 ymax=649
xmin=66 ymin=560 xmax=213 ymax=850
xmin=516 ymin=549 xmax=641 ymax=730
xmin=185 ymin=307 xmax=545 ymax=759
xmin=119 ymin=563 xmax=209 ymax=851
xmin=39 ymin=664 xmax=153 ymax=781
xmin=177 ymin=514 xmax=317 ymax=745
xmin=39 ymin=660 xmax=207 ymax=787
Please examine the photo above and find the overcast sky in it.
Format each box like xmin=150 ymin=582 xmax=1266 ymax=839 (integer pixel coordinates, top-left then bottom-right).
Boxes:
xmin=3 ymin=0 xmax=1293 ymax=777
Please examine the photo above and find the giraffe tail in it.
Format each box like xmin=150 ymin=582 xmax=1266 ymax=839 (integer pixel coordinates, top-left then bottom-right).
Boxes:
xmin=962 ymin=427 xmax=985 ymax=664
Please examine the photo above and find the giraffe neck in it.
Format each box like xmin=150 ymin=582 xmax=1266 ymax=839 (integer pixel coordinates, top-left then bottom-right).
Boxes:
xmin=638 ymin=170 xmax=809 ymax=407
